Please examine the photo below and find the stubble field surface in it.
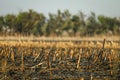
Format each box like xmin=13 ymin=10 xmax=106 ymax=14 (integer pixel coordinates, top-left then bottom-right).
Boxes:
xmin=0 ymin=37 xmax=120 ymax=80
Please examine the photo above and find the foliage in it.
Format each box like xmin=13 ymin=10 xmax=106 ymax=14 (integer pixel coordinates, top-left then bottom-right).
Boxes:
xmin=0 ymin=9 xmax=120 ymax=36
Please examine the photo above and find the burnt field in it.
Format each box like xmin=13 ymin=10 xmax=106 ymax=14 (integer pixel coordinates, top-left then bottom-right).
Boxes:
xmin=0 ymin=38 xmax=120 ymax=80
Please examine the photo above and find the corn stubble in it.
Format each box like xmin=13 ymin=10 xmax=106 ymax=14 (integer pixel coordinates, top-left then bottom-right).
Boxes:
xmin=0 ymin=39 xmax=119 ymax=80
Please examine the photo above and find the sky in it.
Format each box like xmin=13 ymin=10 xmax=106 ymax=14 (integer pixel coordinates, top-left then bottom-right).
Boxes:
xmin=0 ymin=0 xmax=120 ymax=17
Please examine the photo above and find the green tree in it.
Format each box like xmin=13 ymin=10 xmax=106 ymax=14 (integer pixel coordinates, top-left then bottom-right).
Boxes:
xmin=98 ymin=15 xmax=119 ymax=35
xmin=16 ymin=9 xmax=46 ymax=36
xmin=0 ymin=16 xmax=4 ymax=31
xmin=85 ymin=12 xmax=99 ymax=36
xmin=4 ymin=14 xmax=17 ymax=35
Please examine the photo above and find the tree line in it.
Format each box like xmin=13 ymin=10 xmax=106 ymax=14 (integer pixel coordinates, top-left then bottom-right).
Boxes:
xmin=0 ymin=9 xmax=120 ymax=37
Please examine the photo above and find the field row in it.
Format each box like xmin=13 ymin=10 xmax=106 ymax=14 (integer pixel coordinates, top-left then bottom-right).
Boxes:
xmin=0 ymin=39 xmax=120 ymax=49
